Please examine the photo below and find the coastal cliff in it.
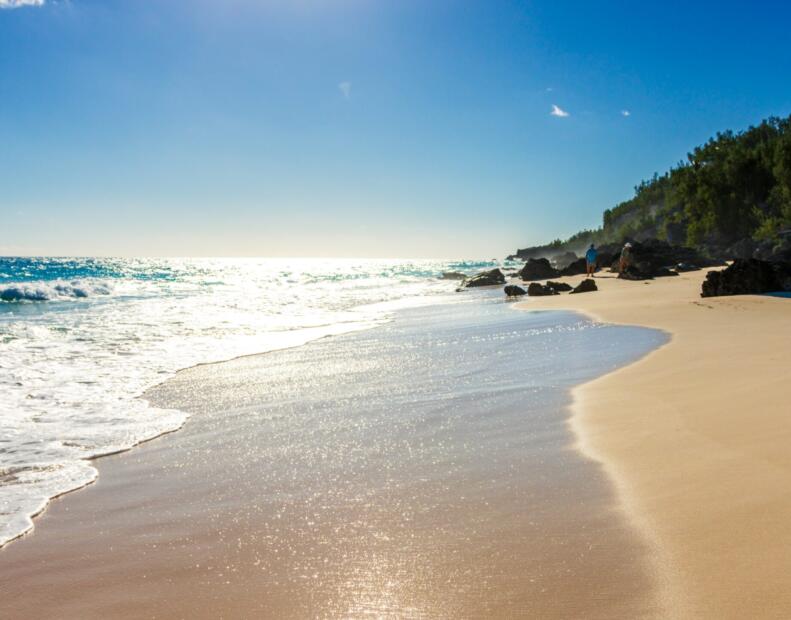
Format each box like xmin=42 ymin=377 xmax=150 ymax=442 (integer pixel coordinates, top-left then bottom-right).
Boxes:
xmin=509 ymin=114 xmax=791 ymax=265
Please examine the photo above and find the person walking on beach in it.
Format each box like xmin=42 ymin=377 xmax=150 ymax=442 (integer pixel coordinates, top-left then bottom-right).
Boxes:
xmin=585 ymin=244 xmax=598 ymax=277
xmin=619 ymin=242 xmax=633 ymax=273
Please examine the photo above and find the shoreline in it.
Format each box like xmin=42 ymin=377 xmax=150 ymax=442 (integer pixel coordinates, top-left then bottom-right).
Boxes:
xmin=0 ymin=296 xmax=665 ymax=618
xmin=0 ymin=314 xmax=397 ymax=550
xmin=516 ymin=269 xmax=791 ymax=618
xmin=0 ymin=294 xmax=456 ymax=551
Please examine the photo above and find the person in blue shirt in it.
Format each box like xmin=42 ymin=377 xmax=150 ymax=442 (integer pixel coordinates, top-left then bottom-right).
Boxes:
xmin=585 ymin=244 xmax=598 ymax=277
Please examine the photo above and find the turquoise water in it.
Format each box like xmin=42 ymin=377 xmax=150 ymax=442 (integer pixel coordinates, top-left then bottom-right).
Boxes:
xmin=0 ymin=257 xmax=514 ymax=547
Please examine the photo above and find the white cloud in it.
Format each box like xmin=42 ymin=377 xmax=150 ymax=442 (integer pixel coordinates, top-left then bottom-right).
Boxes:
xmin=550 ymin=104 xmax=569 ymax=118
xmin=0 ymin=0 xmax=45 ymax=8
xmin=338 ymin=81 xmax=351 ymax=99
xmin=621 ymin=109 xmax=631 ymax=117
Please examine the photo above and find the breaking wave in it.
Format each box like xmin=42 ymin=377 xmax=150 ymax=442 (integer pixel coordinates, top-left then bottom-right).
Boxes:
xmin=0 ymin=280 xmax=114 ymax=302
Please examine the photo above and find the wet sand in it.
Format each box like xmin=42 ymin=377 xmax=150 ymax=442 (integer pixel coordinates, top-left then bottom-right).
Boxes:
xmin=518 ymin=269 xmax=791 ymax=618
xmin=0 ymin=299 xmax=664 ymax=618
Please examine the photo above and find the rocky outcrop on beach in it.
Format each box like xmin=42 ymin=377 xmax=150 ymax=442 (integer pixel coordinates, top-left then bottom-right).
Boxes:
xmin=618 ymin=264 xmax=678 ymax=280
xmin=464 ymin=268 xmax=506 ymax=288
xmin=546 ymin=281 xmax=572 ymax=292
xmin=504 ymin=285 xmax=527 ymax=297
xmin=441 ymin=271 xmax=467 ymax=280
xmin=527 ymin=282 xmax=559 ymax=296
xmin=618 ymin=266 xmax=653 ymax=280
xmin=519 ymin=258 xmax=559 ymax=281
xmin=559 ymin=258 xmax=587 ymax=277
xmin=510 ymin=238 xmax=725 ymax=275
xmin=701 ymin=259 xmax=791 ymax=297
xmin=570 ymin=279 xmax=598 ymax=294
xmin=556 ymin=247 xmax=619 ymax=276
xmin=612 ymin=239 xmax=722 ymax=279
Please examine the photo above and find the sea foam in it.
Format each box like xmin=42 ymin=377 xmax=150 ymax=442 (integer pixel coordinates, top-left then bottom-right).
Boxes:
xmin=0 ymin=280 xmax=113 ymax=302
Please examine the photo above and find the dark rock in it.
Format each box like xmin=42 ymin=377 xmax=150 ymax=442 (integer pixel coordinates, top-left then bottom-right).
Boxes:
xmin=557 ymin=248 xmax=618 ymax=277
xmin=701 ymin=259 xmax=791 ymax=297
xmin=520 ymin=258 xmax=559 ymax=281
xmin=546 ymin=280 xmax=573 ymax=292
xmin=527 ymin=282 xmax=559 ymax=296
xmin=618 ymin=239 xmax=721 ymax=277
xmin=560 ymin=257 xmax=588 ymax=276
xmin=464 ymin=268 xmax=506 ymax=288
xmin=618 ymin=266 xmax=654 ymax=280
xmin=441 ymin=271 xmax=466 ymax=280
xmin=674 ymin=262 xmax=700 ymax=272
xmin=595 ymin=251 xmax=618 ymax=270
xmin=504 ymin=285 xmax=527 ymax=297
xmin=570 ymin=279 xmax=598 ymax=294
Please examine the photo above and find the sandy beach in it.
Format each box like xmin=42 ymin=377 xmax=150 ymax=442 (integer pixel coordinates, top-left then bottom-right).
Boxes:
xmin=518 ymin=269 xmax=791 ymax=618
xmin=4 ymin=1 xmax=789 ymax=617
xmin=1 ymin=269 xmax=788 ymax=618
xmin=0 ymin=297 xmax=664 ymax=619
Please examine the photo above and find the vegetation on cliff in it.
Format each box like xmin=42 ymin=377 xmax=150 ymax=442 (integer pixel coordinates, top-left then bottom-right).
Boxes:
xmin=514 ymin=114 xmax=791 ymax=259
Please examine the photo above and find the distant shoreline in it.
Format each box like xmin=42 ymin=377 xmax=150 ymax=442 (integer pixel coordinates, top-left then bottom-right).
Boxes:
xmin=518 ymin=269 xmax=791 ymax=617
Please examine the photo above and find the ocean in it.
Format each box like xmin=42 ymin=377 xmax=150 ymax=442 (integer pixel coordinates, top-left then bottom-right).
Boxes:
xmin=0 ymin=257 xmax=508 ymax=548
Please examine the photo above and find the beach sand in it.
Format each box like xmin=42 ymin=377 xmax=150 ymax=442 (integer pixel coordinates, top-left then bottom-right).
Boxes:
xmin=517 ymin=269 xmax=791 ymax=618
xmin=0 ymin=300 xmax=664 ymax=619
xmin=2 ymin=270 xmax=787 ymax=618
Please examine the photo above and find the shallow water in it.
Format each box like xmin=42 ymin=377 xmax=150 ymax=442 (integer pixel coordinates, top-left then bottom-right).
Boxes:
xmin=0 ymin=298 xmax=667 ymax=618
xmin=0 ymin=257 xmax=505 ymax=547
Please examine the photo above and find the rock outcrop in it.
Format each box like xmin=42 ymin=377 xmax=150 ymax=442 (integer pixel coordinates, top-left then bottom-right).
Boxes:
xmin=545 ymin=281 xmax=572 ymax=292
xmin=701 ymin=259 xmax=791 ymax=297
xmin=520 ymin=258 xmax=559 ymax=281
xmin=560 ymin=258 xmax=588 ymax=277
xmin=618 ymin=266 xmax=653 ymax=280
xmin=441 ymin=271 xmax=467 ymax=280
xmin=527 ymin=282 xmax=559 ymax=296
xmin=504 ymin=285 xmax=527 ymax=297
xmin=623 ymin=239 xmax=723 ymax=276
xmin=570 ymin=279 xmax=598 ymax=294
xmin=464 ymin=268 xmax=506 ymax=288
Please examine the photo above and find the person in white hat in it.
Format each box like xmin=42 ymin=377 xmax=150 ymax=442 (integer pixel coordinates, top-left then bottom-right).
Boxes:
xmin=619 ymin=242 xmax=633 ymax=273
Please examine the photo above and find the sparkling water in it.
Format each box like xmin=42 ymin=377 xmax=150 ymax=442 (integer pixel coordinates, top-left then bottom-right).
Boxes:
xmin=0 ymin=257 xmax=508 ymax=547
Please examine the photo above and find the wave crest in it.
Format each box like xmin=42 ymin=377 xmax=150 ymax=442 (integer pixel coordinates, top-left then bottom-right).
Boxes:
xmin=0 ymin=280 xmax=113 ymax=302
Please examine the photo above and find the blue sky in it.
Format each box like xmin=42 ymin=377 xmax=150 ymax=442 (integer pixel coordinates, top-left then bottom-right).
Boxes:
xmin=2 ymin=0 xmax=790 ymax=257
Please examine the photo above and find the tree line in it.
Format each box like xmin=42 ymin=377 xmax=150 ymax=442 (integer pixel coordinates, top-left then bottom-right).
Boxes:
xmin=563 ymin=115 xmax=791 ymax=252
